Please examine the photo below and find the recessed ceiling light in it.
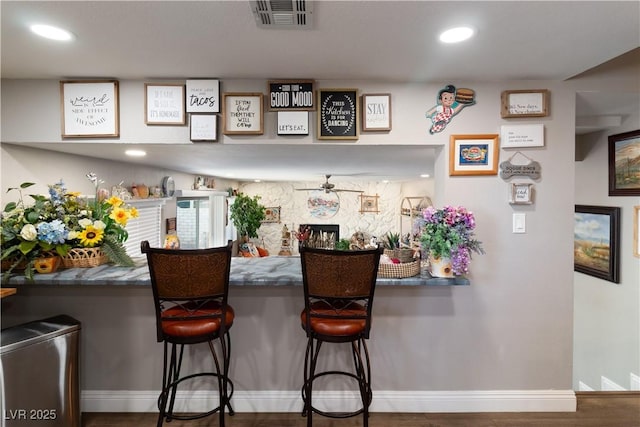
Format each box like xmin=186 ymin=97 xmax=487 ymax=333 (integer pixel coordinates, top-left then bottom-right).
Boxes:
xmin=30 ymin=24 xmax=74 ymax=41
xmin=439 ymin=27 xmax=474 ymax=43
xmin=254 ymin=179 xmax=261 ymax=183
xmin=420 ymin=174 xmax=431 ymax=178
xmin=125 ymin=150 xmax=146 ymax=157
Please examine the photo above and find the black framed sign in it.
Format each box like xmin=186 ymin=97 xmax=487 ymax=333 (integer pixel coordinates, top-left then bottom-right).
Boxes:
xmin=317 ymin=88 xmax=359 ymax=140
xmin=268 ymin=80 xmax=314 ymax=111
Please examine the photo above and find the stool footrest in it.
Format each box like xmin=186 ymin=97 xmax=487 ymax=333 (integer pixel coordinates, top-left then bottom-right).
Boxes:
xmin=301 ymin=370 xmax=372 ymax=419
xmin=160 ymin=372 xmax=235 ymax=420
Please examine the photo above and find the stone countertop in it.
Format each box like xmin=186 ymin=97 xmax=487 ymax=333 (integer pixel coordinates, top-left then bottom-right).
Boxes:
xmin=3 ymin=256 xmax=469 ymax=287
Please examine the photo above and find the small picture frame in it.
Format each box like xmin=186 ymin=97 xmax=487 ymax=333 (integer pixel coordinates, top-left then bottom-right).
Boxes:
xmin=500 ymin=124 xmax=544 ymax=148
xmin=449 ymin=134 xmax=500 ymax=176
xmin=186 ymin=79 xmax=220 ymax=113
xmin=190 ymin=114 xmax=217 ymax=142
xmin=317 ymin=88 xmax=359 ymax=140
xmin=262 ymin=206 xmax=281 ymax=223
xmin=634 ymin=205 xmax=640 ymax=258
xmin=223 ymin=92 xmax=264 ymax=135
xmin=574 ymin=205 xmax=620 ymax=283
xmin=60 ymin=80 xmax=120 ymax=138
xmin=608 ymin=129 xmax=640 ymax=196
xmin=277 ymin=111 xmax=309 ymax=135
xmin=361 ymin=93 xmax=391 ymax=132
xmin=145 ymin=84 xmax=186 ymax=125
xmin=509 ymin=183 xmax=534 ymax=205
xmin=359 ymin=194 xmax=380 ymax=214
xmin=501 ymin=89 xmax=549 ymax=118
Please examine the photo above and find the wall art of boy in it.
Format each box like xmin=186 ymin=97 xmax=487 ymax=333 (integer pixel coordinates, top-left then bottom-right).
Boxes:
xmin=425 ymin=85 xmax=476 ymax=134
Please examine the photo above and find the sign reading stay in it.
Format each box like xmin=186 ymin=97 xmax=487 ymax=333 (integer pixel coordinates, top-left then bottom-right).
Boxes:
xmin=268 ymin=80 xmax=314 ymax=111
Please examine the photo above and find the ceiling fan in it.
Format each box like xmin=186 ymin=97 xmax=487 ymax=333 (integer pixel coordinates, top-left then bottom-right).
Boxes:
xmin=295 ymin=175 xmax=364 ymax=194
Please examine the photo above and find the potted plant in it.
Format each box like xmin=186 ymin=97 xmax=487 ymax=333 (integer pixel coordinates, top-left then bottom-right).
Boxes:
xmin=229 ymin=193 xmax=266 ymax=242
xmin=414 ymin=205 xmax=484 ymax=277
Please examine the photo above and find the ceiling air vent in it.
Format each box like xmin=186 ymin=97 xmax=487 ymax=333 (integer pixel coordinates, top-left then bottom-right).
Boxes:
xmin=250 ymin=0 xmax=313 ymax=29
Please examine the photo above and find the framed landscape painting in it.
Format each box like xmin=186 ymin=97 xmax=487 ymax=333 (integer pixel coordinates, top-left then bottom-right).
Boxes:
xmin=574 ymin=205 xmax=620 ymax=283
xmin=608 ymin=129 xmax=640 ymax=196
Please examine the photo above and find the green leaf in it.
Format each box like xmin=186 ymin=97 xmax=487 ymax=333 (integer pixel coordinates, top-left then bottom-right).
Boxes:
xmin=18 ymin=240 xmax=37 ymax=254
xmin=3 ymin=202 xmax=16 ymax=212
xmin=101 ymin=235 xmax=135 ymax=267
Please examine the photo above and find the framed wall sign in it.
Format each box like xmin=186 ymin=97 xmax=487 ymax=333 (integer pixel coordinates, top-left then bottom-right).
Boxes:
xmin=361 ymin=93 xmax=391 ymax=132
xmin=262 ymin=206 xmax=281 ymax=223
xmin=268 ymin=80 xmax=314 ymax=111
xmin=634 ymin=205 xmax=640 ymax=258
xmin=509 ymin=183 xmax=534 ymax=205
xmin=500 ymin=124 xmax=544 ymax=148
xmin=277 ymin=111 xmax=309 ymax=135
xmin=608 ymin=129 xmax=640 ymax=196
xmin=60 ymin=80 xmax=120 ymax=138
xmin=145 ymin=84 xmax=186 ymax=125
xmin=190 ymin=114 xmax=217 ymax=142
xmin=574 ymin=205 xmax=620 ymax=283
xmin=317 ymin=89 xmax=359 ymax=140
xmin=501 ymin=89 xmax=550 ymax=118
xmin=223 ymin=93 xmax=264 ymax=135
xmin=359 ymin=194 xmax=380 ymax=214
xmin=186 ymin=79 xmax=220 ymax=113
xmin=449 ymin=134 xmax=499 ymax=176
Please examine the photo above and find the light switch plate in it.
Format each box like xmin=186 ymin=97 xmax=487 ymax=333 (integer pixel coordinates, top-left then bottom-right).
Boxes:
xmin=513 ymin=213 xmax=526 ymax=233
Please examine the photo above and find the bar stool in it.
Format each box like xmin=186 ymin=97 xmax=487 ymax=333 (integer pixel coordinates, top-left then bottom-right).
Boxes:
xmin=299 ymin=245 xmax=383 ymax=427
xmin=141 ymin=240 xmax=234 ymax=427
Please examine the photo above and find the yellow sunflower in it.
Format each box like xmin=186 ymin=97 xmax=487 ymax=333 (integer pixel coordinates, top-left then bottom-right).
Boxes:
xmin=78 ymin=225 xmax=104 ymax=247
xmin=129 ymin=207 xmax=139 ymax=218
xmin=110 ymin=207 xmax=131 ymax=226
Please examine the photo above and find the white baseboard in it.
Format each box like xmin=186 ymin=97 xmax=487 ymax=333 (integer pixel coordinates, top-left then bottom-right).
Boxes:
xmin=81 ymin=389 xmax=576 ymax=413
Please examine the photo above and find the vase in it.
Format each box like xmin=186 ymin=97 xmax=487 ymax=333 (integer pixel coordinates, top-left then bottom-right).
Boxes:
xmin=34 ymin=255 xmax=61 ymax=274
xmin=428 ymin=255 xmax=454 ymax=278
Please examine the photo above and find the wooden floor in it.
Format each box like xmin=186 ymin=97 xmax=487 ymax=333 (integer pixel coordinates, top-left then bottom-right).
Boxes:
xmin=82 ymin=393 xmax=640 ymax=427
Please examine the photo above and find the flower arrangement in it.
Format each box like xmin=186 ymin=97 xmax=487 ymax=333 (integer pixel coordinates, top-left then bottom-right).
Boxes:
xmin=414 ymin=205 xmax=484 ymax=276
xmin=2 ymin=174 xmax=137 ymax=280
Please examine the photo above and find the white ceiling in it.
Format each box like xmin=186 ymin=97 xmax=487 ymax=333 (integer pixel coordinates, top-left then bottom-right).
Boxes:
xmin=2 ymin=1 xmax=639 ymax=182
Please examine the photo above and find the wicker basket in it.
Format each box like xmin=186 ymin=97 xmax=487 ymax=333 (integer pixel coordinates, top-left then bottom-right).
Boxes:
xmin=61 ymin=247 xmax=109 ymax=268
xmin=383 ymin=248 xmax=415 ymax=263
xmin=378 ymin=260 xmax=420 ymax=278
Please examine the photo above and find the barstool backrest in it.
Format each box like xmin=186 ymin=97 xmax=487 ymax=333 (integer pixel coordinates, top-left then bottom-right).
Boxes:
xmin=141 ymin=240 xmax=233 ymax=342
xmin=300 ymin=246 xmax=383 ymax=337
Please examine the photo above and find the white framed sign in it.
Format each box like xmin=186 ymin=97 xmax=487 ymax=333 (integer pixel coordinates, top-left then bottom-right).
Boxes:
xmin=361 ymin=93 xmax=391 ymax=131
xmin=60 ymin=80 xmax=119 ymax=138
xmin=186 ymin=79 xmax=220 ymax=113
xmin=501 ymin=124 xmax=544 ymax=148
xmin=509 ymin=182 xmax=534 ymax=205
xmin=145 ymin=84 xmax=185 ymax=125
xmin=190 ymin=114 xmax=217 ymax=142
xmin=223 ymin=92 xmax=264 ymax=135
xmin=277 ymin=111 xmax=309 ymax=135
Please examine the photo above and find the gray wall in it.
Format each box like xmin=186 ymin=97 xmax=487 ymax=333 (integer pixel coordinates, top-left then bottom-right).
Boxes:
xmin=2 ymin=77 xmax=577 ymax=395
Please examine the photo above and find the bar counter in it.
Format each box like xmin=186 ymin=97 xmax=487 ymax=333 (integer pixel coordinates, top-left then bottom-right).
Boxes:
xmin=3 ymin=255 xmax=469 ymax=286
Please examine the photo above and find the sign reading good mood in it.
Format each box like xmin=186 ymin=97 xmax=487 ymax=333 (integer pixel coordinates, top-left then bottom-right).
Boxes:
xmin=318 ymin=89 xmax=358 ymax=140
xmin=268 ymin=80 xmax=314 ymax=111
